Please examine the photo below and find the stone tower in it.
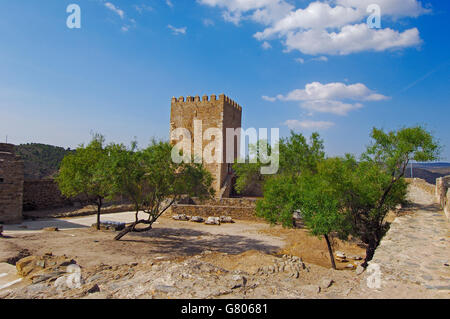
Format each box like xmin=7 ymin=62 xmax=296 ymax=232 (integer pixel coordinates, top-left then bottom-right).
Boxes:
xmin=170 ymin=94 xmax=242 ymax=198
xmin=0 ymin=143 xmax=24 ymax=224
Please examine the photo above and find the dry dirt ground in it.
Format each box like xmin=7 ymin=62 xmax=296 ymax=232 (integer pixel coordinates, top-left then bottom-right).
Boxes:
xmin=0 ymin=183 xmax=448 ymax=299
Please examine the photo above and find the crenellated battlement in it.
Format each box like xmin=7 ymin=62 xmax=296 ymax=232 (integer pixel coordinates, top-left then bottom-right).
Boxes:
xmin=171 ymin=94 xmax=242 ymax=112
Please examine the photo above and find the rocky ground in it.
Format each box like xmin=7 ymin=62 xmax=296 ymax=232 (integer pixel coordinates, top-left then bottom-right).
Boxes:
xmin=0 ymin=250 xmax=363 ymax=299
xmin=0 ymin=181 xmax=448 ymax=299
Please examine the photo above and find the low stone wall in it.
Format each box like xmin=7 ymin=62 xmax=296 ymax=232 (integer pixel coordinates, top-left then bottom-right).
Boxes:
xmin=22 ymin=180 xmax=81 ymax=211
xmin=179 ymin=197 xmax=257 ymax=207
xmin=172 ymin=197 xmax=259 ymax=220
xmin=435 ymin=176 xmax=450 ymax=220
xmin=407 ymin=178 xmax=435 ymax=197
xmin=171 ymin=205 xmax=257 ymax=220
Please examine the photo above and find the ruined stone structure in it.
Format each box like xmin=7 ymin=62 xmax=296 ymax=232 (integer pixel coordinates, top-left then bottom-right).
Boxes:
xmin=436 ymin=176 xmax=450 ymax=220
xmin=0 ymin=143 xmax=24 ymax=223
xmin=23 ymin=180 xmax=79 ymax=211
xmin=171 ymin=197 xmax=257 ymax=220
xmin=170 ymin=94 xmax=242 ymax=198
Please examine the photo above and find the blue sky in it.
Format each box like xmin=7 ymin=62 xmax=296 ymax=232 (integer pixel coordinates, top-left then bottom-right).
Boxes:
xmin=0 ymin=0 xmax=449 ymax=160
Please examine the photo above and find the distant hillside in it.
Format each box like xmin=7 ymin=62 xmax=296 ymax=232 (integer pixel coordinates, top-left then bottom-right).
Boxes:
xmin=408 ymin=162 xmax=450 ymax=169
xmin=405 ymin=167 xmax=450 ymax=185
xmin=15 ymin=143 xmax=74 ymax=180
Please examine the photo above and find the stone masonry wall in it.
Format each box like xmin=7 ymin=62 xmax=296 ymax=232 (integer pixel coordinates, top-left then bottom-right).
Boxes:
xmin=22 ymin=180 xmax=76 ymax=211
xmin=171 ymin=197 xmax=258 ymax=220
xmin=170 ymin=94 xmax=242 ymax=197
xmin=435 ymin=176 xmax=450 ymax=220
xmin=0 ymin=143 xmax=24 ymax=224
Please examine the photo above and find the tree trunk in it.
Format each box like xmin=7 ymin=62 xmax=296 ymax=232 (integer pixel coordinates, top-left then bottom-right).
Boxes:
xmin=362 ymin=240 xmax=377 ymax=268
xmin=114 ymin=219 xmax=152 ymax=241
xmin=324 ymin=234 xmax=336 ymax=270
xmin=114 ymin=200 xmax=175 ymax=241
xmin=114 ymin=223 xmax=136 ymax=241
xmin=96 ymin=197 xmax=102 ymax=231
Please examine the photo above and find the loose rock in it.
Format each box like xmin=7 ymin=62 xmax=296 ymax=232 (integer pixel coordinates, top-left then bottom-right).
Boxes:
xmin=219 ymin=216 xmax=234 ymax=223
xmin=205 ymin=217 xmax=220 ymax=225
xmin=84 ymin=283 xmax=100 ymax=294
xmin=335 ymin=251 xmax=346 ymax=259
xmin=356 ymin=265 xmax=365 ymax=275
xmin=190 ymin=216 xmax=204 ymax=223
xmin=172 ymin=214 xmax=189 ymax=221
xmin=320 ymin=278 xmax=333 ymax=289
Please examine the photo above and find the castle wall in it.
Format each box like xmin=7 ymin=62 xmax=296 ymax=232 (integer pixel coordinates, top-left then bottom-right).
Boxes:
xmin=23 ymin=180 xmax=76 ymax=211
xmin=0 ymin=143 xmax=24 ymax=224
xmin=170 ymin=94 xmax=242 ymax=197
xmin=436 ymin=176 xmax=450 ymax=220
xmin=171 ymin=197 xmax=257 ymax=221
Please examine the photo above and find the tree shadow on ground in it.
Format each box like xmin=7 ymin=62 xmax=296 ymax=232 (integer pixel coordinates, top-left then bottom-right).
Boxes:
xmin=3 ymin=219 xmax=87 ymax=232
xmin=118 ymin=227 xmax=281 ymax=256
xmin=404 ymin=202 xmax=442 ymax=214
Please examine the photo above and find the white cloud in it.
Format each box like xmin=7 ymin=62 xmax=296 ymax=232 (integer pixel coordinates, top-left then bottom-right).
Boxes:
xmin=277 ymin=82 xmax=388 ymax=102
xmin=266 ymin=81 xmax=388 ymax=116
xmin=284 ymin=24 xmax=422 ymax=55
xmin=168 ymin=24 xmax=187 ymax=35
xmin=262 ymin=41 xmax=272 ymax=50
xmin=255 ymin=2 xmax=362 ymax=40
xmin=295 ymin=57 xmax=305 ymax=64
xmin=199 ymin=0 xmax=293 ymax=25
xmin=301 ymin=100 xmax=363 ymax=115
xmin=262 ymin=95 xmax=277 ymax=102
xmin=199 ymin=0 xmax=428 ymax=56
xmin=284 ymin=119 xmax=334 ymax=130
xmin=311 ymin=56 xmax=328 ymax=62
xmin=166 ymin=0 xmax=174 ymax=8
xmin=203 ymin=18 xmax=215 ymax=27
xmin=104 ymin=2 xmax=125 ymax=19
xmin=336 ymin=0 xmax=431 ymax=18
xmin=134 ymin=4 xmax=153 ymax=14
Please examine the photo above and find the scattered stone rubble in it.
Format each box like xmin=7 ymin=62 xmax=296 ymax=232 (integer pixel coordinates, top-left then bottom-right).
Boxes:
xmin=256 ymin=255 xmax=307 ymax=279
xmin=334 ymin=251 xmax=363 ymax=270
xmin=172 ymin=215 xmax=234 ymax=225
xmin=205 ymin=217 xmax=221 ymax=225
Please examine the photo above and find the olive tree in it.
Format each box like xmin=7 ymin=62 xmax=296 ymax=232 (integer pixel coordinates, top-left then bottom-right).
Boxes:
xmin=111 ymin=141 xmax=214 ymax=240
xmin=233 ymin=132 xmax=325 ymax=194
xmin=256 ymin=157 xmax=352 ymax=269
xmin=347 ymin=126 xmax=441 ymax=266
xmin=56 ymin=134 xmax=113 ymax=230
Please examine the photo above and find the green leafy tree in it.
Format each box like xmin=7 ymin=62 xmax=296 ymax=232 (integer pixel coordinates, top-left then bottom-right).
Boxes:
xmin=112 ymin=140 xmax=215 ymax=240
xmin=256 ymin=157 xmax=352 ymax=269
xmin=233 ymin=132 xmax=325 ymax=195
xmin=107 ymin=141 xmax=146 ymax=226
xmin=56 ymin=134 xmax=113 ymax=230
xmin=348 ymin=126 xmax=441 ymax=266
xmin=278 ymin=132 xmax=325 ymax=176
